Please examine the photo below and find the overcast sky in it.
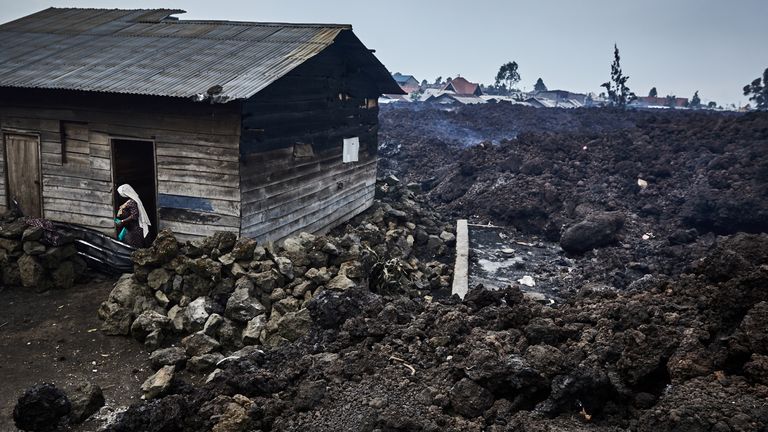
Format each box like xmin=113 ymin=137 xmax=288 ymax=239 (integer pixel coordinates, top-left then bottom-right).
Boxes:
xmin=2 ymin=0 xmax=767 ymax=106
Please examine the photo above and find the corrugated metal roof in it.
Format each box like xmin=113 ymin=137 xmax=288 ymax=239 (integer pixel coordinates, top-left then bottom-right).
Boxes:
xmin=0 ymin=8 xmax=359 ymax=101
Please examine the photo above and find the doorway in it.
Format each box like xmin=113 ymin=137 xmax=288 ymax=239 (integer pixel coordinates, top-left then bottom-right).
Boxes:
xmin=111 ymin=138 xmax=157 ymax=243
xmin=4 ymin=133 xmax=42 ymax=217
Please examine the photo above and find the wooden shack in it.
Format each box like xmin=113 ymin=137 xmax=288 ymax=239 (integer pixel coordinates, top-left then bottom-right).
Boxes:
xmin=0 ymin=8 xmax=402 ymax=242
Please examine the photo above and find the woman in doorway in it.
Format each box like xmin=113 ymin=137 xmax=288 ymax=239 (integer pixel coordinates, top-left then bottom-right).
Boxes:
xmin=115 ymin=184 xmax=151 ymax=248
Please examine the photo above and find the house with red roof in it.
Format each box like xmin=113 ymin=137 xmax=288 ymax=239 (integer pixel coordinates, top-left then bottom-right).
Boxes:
xmin=442 ymin=77 xmax=483 ymax=96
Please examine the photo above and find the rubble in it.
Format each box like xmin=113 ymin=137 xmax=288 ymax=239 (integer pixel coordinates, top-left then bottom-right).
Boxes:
xmin=0 ymin=216 xmax=86 ymax=292
xmin=96 ymin=107 xmax=768 ymax=431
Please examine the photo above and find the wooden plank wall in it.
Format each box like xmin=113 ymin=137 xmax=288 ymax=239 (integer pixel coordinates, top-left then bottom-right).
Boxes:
xmin=0 ymin=90 xmax=242 ymax=242
xmin=0 ymin=133 xmax=5 ymax=213
xmin=239 ymin=47 xmax=380 ymax=243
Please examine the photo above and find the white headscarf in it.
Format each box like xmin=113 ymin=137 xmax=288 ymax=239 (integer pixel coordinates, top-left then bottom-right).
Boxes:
xmin=117 ymin=184 xmax=151 ymax=238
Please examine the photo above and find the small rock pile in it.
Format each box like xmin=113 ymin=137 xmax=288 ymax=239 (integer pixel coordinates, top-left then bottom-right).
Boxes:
xmin=0 ymin=217 xmax=87 ymax=291
xmin=98 ymin=178 xmax=456 ymax=396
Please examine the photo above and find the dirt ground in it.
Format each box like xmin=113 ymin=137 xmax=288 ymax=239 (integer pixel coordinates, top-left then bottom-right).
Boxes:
xmin=0 ymin=276 xmax=150 ymax=431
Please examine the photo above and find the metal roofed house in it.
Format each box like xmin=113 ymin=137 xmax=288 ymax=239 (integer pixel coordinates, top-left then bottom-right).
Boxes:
xmin=442 ymin=77 xmax=483 ymax=97
xmin=391 ymin=73 xmax=421 ymax=94
xmin=0 ymin=7 xmax=403 ymax=243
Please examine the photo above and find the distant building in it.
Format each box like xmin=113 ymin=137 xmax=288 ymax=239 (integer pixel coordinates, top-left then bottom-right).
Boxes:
xmin=424 ymin=92 xmax=486 ymax=105
xmin=631 ymin=96 xmax=689 ymax=109
xmin=442 ymin=77 xmax=483 ymax=96
xmin=392 ymin=73 xmax=421 ymax=94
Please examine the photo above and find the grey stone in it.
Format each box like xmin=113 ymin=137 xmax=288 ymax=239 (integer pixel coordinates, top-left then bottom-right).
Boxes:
xmin=0 ymin=238 xmax=22 ymax=253
xmin=39 ymin=245 xmax=76 ymax=270
xmin=154 ymin=290 xmax=170 ymax=308
xmin=144 ymin=329 xmax=164 ymax=351
xmin=282 ymin=237 xmax=304 ymax=254
xmin=0 ymin=219 xmax=26 ymax=239
xmin=23 ymin=241 xmax=46 ymax=256
xmin=108 ymin=274 xmax=144 ymax=308
xmin=130 ymin=310 xmax=170 ymax=342
xmin=225 ymin=286 xmax=266 ymax=322
xmin=147 ymin=268 xmax=171 ymax=290
xmin=168 ymin=305 xmax=187 ymax=332
xmin=326 ymin=274 xmax=356 ymax=291
xmin=203 ymin=313 xmax=225 ymax=336
xmin=305 ymin=267 xmax=331 ymax=284
xmin=252 ymin=245 xmax=267 ymax=261
xmin=18 ymin=254 xmax=49 ymax=291
xmin=275 ymin=308 xmax=312 ymax=342
xmin=560 ymin=211 xmax=625 ymax=254
xmin=274 ymin=256 xmax=294 ymax=280
xmin=273 ymin=297 xmax=300 ymax=315
xmin=322 ymin=242 xmax=339 ymax=255
xmin=149 ymin=347 xmax=187 ymax=370
xmin=217 ymin=252 xmax=236 ymax=266
xmin=439 ymin=230 xmax=457 ymax=245
xmin=186 ymin=297 xmax=213 ymax=330
xmin=68 ymin=382 xmax=105 ymax=424
xmin=242 ymin=315 xmax=267 ymax=346
xmin=339 ymin=261 xmax=363 ymax=279
xmin=250 ymin=270 xmax=279 ymax=293
xmin=141 ymin=365 xmax=175 ymax=400
xmin=231 ymin=238 xmax=258 ymax=260
xmin=292 ymin=281 xmax=313 ymax=298
xmin=97 ymin=301 xmax=133 ymax=335
xmin=21 ymin=226 xmax=44 ymax=242
xmin=182 ymin=332 xmax=221 ymax=357
xmin=187 ymin=353 xmax=225 ymax=374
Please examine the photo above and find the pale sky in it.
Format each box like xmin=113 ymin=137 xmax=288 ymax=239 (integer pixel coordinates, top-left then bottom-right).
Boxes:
xmin=2 ymin=0 xmax=767 ymax=106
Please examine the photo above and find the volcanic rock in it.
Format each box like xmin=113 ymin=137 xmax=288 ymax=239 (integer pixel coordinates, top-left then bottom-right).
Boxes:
xmin=560 ymin=211 xmax=625 ymax=253
xmin=68 ymin=382 xmax=105 ymax=424
xmin=141 ymin=365 xmax=175 ymax=400
xmin=13 ymin=383 xmax=71 ymax=432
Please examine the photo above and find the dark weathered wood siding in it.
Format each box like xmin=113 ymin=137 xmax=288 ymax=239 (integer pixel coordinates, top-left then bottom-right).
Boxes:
xmin=239 ymin=46 xmax=381 ymax=243
xmin=0 ymin=90 xmax=241 ymax=242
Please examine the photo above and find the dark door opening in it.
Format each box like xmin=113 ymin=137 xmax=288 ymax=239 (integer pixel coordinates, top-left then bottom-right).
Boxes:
xmin=111 ymin=138 xmax=157 ymax=244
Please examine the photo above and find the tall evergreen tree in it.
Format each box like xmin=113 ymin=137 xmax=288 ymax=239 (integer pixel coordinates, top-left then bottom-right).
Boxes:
xmin=600 ymin=44 xmax=636 ymax=107
xmin=743 ymin=68 xmax=768 ymax=110
xmin=534 ymin=77 xmax=547 ymax=92
xmin=649 ymin=87 xmax=658 ymax=97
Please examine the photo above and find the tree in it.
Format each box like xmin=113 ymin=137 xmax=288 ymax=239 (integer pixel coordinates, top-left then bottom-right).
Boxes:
xmin=495 ymin=62 xmax=521 ymax=92
xmin=649 ymin=87 xmax=658 ymax=97
xmin=534 ymin=77 xmax=547 ymax=92
xmin=690 ymin=90 xmax=701 ymax=109
xmin=707 ymin=101 xmax=717 ymax=109
xmin=434 ymin=76 xmax=443 ymax=86
xmin=743 ymin=68 xmax=768 ymax=110
xmin=665 ymin=95 xmax=677 ymax=108
xmin=420 ymin=79 xmax=428 ymax=88
xmin=600 ymin=44 xmax=636 ymax=107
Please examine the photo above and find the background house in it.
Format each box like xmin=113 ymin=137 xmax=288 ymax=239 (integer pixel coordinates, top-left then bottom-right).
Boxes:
xmin=631 ymin=96 xmax=690 ymax=109
xmin=442 ymin=77 xmax=483 ymax=96
xmin=391 ymin=73 xmax=421 ymax=94
xmin=0 ymin=8 xmax=401 ymax=242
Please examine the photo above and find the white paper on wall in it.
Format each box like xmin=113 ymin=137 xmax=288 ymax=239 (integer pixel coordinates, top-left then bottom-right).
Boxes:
xmin=343 ymin=137 xmax=359 ymax=163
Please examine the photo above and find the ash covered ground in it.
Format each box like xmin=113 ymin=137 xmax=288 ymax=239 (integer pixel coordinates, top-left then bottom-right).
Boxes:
xmin=6 ymin=104 xmax=768 ymax=431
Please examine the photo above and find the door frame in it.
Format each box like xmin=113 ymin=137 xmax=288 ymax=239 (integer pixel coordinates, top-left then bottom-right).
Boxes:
xmin=2 ymin=129 xmax=43 ymax=217
xmin=109 ymin=136 xmax=159 ymax=238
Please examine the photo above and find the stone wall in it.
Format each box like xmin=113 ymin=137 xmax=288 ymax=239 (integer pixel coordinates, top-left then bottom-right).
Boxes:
xmin=0 ymin=216 xmax=87 ymax=291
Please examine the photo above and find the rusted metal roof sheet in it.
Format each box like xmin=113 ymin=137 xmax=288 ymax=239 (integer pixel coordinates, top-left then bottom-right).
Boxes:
xmin=0 ymin=8 xmax=356 ymax=101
